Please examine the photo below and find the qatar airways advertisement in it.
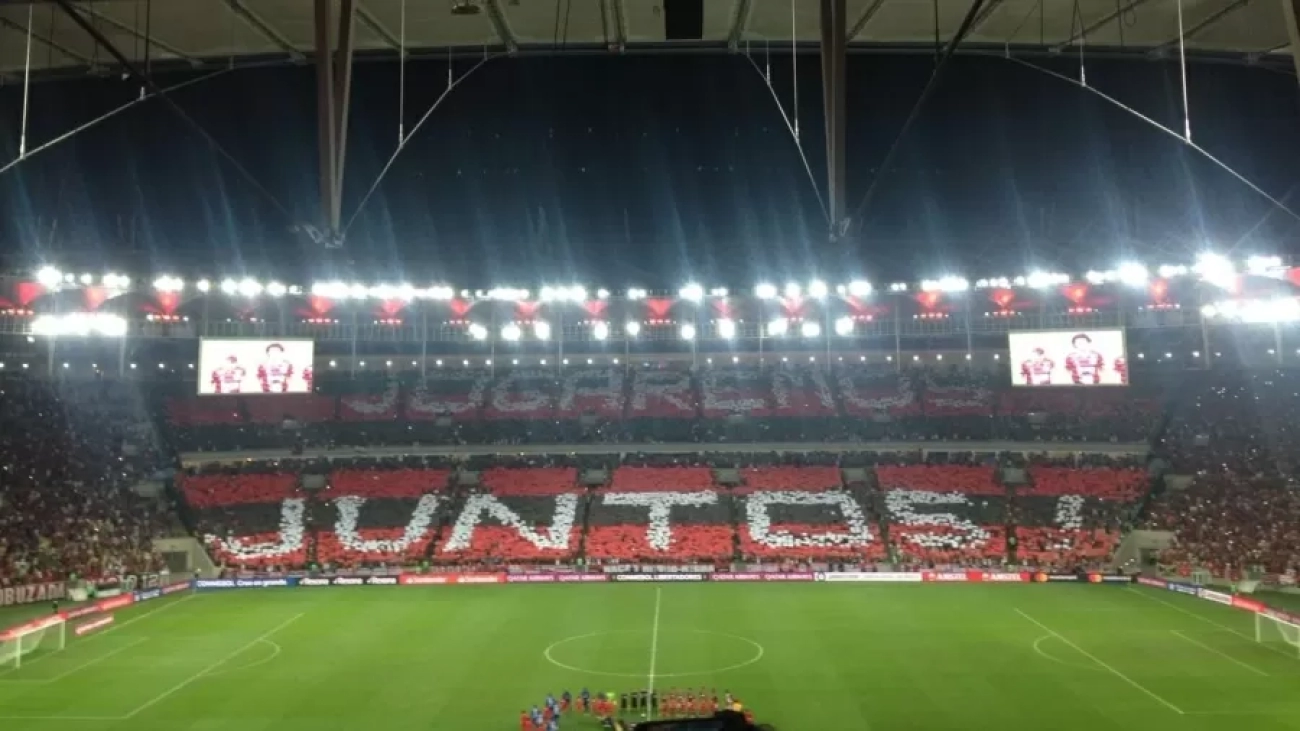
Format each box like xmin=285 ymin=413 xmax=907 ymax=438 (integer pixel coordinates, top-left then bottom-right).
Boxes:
xmin=199 ymin=339 xmax=315 ymax=395
xmin=1009 ymin=329 xmax=1128 ymax=387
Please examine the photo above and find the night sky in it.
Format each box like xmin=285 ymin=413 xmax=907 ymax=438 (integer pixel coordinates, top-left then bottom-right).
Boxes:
xmin=0 ymin=50 xmax=1297 ymax=288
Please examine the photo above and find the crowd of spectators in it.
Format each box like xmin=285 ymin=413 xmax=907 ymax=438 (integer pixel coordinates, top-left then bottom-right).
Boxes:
xmin=0 ymin=378 xmax=174 ymax=586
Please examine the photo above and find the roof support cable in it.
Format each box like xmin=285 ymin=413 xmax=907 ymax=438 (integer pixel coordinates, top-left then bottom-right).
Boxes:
xmin=846 ymin=0 xmax=990 ymax=233
xmin=49 ymin=0 xmax=292 ymax=220
xmin=992 ymin=54 xmax=1300 ymax=226
xmin=1071 ymin=0 xmax=1087 ymax=86
xmin=791 ymin=0 xmax=799 ymax=141
xmin=1176 ymin=0 xmax=1192 ymax=142
xmin=19 ymin=4 xmax=33 ymax=158
xmin=740 ymin=48 xmax=831 ymax=225
xmin=398 ymin=0 xmax=406 ymax=145
xmin=343 ymin=54 xmax=498 ymax=237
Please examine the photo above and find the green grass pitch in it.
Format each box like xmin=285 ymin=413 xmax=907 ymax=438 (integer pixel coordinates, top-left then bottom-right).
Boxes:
xmin=2 ymin=584 xmax=1300 ymax=730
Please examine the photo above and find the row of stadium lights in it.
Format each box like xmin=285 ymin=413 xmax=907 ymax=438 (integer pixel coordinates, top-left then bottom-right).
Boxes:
xmin=31 ymin=254 xmax=1285 ymax=301
xmin=10 ymin=349 xmax=1300 ymax=374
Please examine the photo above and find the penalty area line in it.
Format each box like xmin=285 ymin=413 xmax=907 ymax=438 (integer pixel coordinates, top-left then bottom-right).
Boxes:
xmin=1015 ymin=608 xmax=1184 ymax=715
xmin=122 ymin=612 xmax=305 ymax=720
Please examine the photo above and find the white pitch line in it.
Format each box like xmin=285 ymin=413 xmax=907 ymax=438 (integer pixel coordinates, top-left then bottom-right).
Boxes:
xmin=1015 ymin=608 xmax=1184 ymax=715
xmin=123 ymin=612 xmax=304 ymax=719
xmin=1171 ymin=630 xmax=1270 ymax=677
xmin=647 ymin=587 xmax=662 ymax=719
xmin=1127 ymin=587 xmax=1299 ymax=662
xmin=2 ymin=637 xmax=152 ymax=685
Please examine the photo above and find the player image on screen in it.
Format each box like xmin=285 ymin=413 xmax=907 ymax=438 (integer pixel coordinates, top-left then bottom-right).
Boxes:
xmin=198 ymin=339 xmax=315 ymax=395
xmin=257 ymin=343 xmax=296 ymax=393
xmin=1064 ymin=333 xmax=1105 ymax=384
xmin=209 ymin=355 xmax=246 ymax=394
xmin=1007 ymin=329 xmax=1127 ymax=387
xmin=1019 ymin=347 xmax=1055 ymax=386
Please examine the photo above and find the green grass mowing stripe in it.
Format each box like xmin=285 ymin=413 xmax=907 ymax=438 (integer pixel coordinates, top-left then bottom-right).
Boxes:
xmin=1127 ymin=586 xmax=1300 ymax=663
xmin=1170 ymin=629 xmax=1271 ymax=676
xmin=122 ymin=611 xmax=305 ymax=719
xmin=1014 ymin=607 xmax=1185 ymax=715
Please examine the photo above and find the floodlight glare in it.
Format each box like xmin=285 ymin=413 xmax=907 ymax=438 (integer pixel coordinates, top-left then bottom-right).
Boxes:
xmin=834 ymin=316 xmax=855 ymax=336
xmin=679 ymin=283 xmax=704 ymax=302
xmin=592 ymin=321 xmax=610 ymax=340
xmin=468 ymin=323 xmax=488 ymax=340
xmin=755 ymin=283 xmax=777 ymax=299
xmin=680 ymin=323 xmax=697 ymax=341
xmin=533 ymin=320 xmax=552 ymax=340
xmin=1117 ymin=262 xmax=1148 ymax=287
xmin=36 ymin=267 xmax=62 ymax=288
xmin=238 ymin=278 xmax=264 ymax=297
xmin=501 ymin=323 xmax=522 ymax=341
xmin=848 ymin=280 xmax=872 ymax=297
xmin=717 ymin=318 xmax=736 ymax=339
xmin=266 ymin=282 xmax=287 ymax=298
xmin=219 ymin=279 xmax=238 ymax=295
xmin=801 ymin=321 xmax=821 ymax=339
xmin=808 ymin=280 xmax=829 ymax=299
xmin=783 ymin=282 xmax=801 ymax=299
xmin=625 ymin=321 xmax=642 ymax=337
xmin=767 ymin=318 xmax=789 ymax=337
xmin=196 ymin=279 xmax=211 ymax=293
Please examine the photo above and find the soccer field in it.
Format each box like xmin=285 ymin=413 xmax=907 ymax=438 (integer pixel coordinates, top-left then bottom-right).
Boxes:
xmin=2 ymin=584 xmax=1299 ymax=730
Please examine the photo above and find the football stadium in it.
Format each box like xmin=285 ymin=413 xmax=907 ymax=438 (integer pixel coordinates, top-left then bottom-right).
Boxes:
xmin=3 ymin=1 xmax=1300 ymax=730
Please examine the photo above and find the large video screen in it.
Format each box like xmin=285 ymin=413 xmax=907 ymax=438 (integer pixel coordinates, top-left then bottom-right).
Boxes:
xmin=199 ymin=339 xmax=315 ymax=395
xmin=1009 ymin=329 xmax=1128 ymax=387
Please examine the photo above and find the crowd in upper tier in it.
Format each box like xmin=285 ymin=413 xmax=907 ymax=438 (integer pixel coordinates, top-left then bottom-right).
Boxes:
xmin=2 ymin=365 xmax=1299 ymax=585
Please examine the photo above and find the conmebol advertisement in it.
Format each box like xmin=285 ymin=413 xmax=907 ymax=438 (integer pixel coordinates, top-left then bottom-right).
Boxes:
xmin=198 ymin=339 xmax=315 ymax=395
xmin=1009 ymin=329 xmax=1128 ymax=387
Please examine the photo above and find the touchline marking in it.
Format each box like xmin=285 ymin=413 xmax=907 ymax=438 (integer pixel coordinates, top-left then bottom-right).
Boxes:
xmin=1171 ymin=630 xmax=1269 ymax=676
xmin=123 ymin=612 xmax=304 ymax=719
xmin=1015 ymin=608 xmax=1184 ymax=715
xmin=1127 ymin=587 xmax=1299 ymax=662
xmin=647 ymin=587 xmax=662 ymax=719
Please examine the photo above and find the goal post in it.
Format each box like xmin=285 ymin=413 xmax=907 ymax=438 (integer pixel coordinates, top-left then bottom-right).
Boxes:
xmin=1254 ymin=612 xmax=1300 ymax=658
xmin=0 ymin=615 xmax=67 ymax=670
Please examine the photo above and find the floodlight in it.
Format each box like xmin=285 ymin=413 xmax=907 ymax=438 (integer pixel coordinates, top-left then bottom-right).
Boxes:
xmin=783 ymin=282 xmax=801 ymax=299
xmin=808 ymin=280 xmax=829 ymax=299
xmin=238 ymin=278 xmax=264 ymax=297
xmin=834 ymin=316 xmax=854 ymax=336
xmin=800 ymin=321 xmax=821 ymax=339
xmin=625 ymin=321 xmax=642 ymax=337
xmin=1194 ymin=253 xmax=1236 ymax=290
xmin=755 ymin=283 xmax=777 ymax=299
xmin=79 ymin=273 xmax=94 ymax=285
xmin=680 ymin=323 xmax=696 ymax=341
xmin=533 ymin=320 xmax=552 ymax=340
xmin=154 ymin=276 xmax=184 ymax=293
xmin=468 ymin=323 xmax=488 ymax=340
xmin=220 ymin=279 xmax=238 ymax=295
xmin=36 ymin=267 xmax=62 ymax=287
xmin=195 ymin=279 xmax=211 ymax=293
xmin=767 ymin=318 xmax=788 ymax=337
xmin=266 ymin=282 xmax=287 ymax=297
xmin=679 ymin=283 xmax=704 ymax=302
xmin=592 ymin=321 xmax=610 ymax=340
xmin=848 ymin=280 xmax=872 ymax=297
xmin=717 ymin=318 xmax=736 ymax=339
xmin=501 ymin=323 xmax=522 ymax=341
xmin=1117 ymin=262 xmax=1149 ymax=287
xmin=597 ymin=288 xmax=610 ymax=300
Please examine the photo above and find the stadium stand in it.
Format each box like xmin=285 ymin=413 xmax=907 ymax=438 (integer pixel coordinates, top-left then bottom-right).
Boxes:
xmin=1144 ymin=475 xmax=1300 ymax=578
xmin=0 ymin=378 xmax=170 ymax=584
xmin=876 ymin=462 xmax=1010 ymax=564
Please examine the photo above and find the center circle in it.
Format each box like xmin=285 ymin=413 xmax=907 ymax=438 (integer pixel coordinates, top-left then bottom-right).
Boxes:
xmin=544 ymin=629 xmax=764 ymax=679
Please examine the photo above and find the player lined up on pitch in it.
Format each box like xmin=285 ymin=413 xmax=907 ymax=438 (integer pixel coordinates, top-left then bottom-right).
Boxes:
xmin=520 ymin=687 xmax=755 ymax=729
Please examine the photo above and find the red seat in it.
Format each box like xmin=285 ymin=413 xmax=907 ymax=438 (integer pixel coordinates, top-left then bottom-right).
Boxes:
xmin=584 ymin=526 xmax=734 ymax=561
xmin=181 ymin=473 xmax=298 ymax=508
xmin=609 ymin=467 xmax=715 ymax=492
xmin=481 ymin=467 xmax=578 ymax=496
xmin=735 ymin=467 xmax=841 ymax=493
xmin=328 ymin=469 xmax=450 ymax=498
xmin=875 ymin=465 xmax=1002 ymax=495
xmin=1022 ymin=467 xmax=1145 ymax=500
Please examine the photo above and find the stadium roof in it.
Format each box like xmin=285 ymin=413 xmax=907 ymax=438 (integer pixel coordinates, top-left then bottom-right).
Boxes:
xmin=0 ymin=0 xmax=1294 ymax=80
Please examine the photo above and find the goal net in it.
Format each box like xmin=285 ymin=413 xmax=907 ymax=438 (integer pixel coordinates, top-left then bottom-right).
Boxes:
xmin=1254 ymin=612 xmax=1300 ymax=658
xmin=0 ymin=615 xmax=67 ymax=670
